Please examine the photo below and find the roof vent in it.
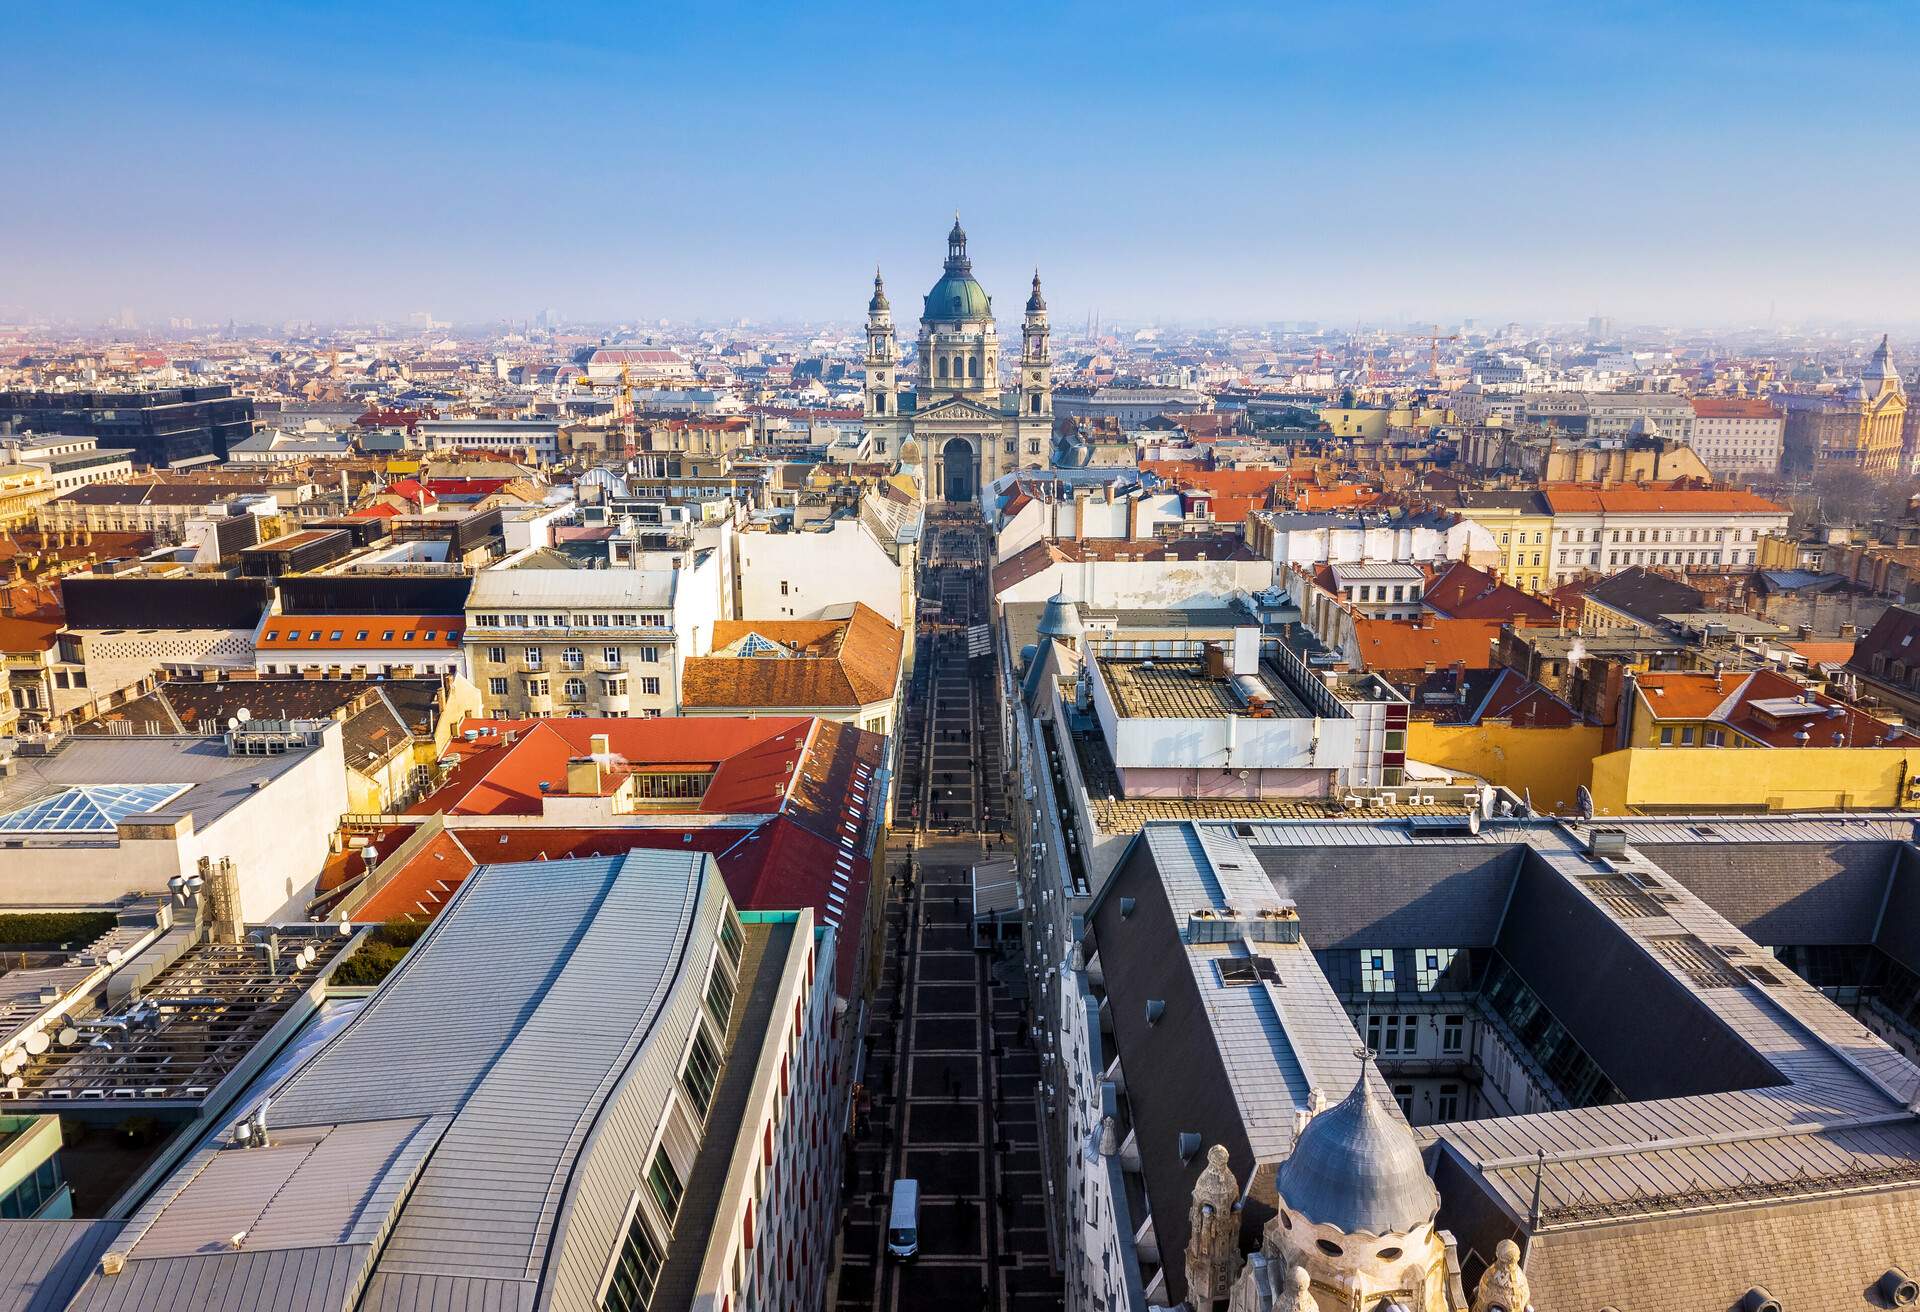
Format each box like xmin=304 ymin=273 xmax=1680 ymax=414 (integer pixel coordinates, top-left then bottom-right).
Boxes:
xmin=1586 ymin=827 xmax=1629 ymax=860
xmin=1177 ymin=1131 xmax=1202 ymax=1161
xmin=1144 ymin=999 xmax=1166 ymax=1024
xmin=1879 ymin=1269 xmax=1919 ymax=1307
xmin=1739 ymin=1288 xmax=1781 ymax=1312
xmin=1119 ymin=897 xmax=1136 ymax=918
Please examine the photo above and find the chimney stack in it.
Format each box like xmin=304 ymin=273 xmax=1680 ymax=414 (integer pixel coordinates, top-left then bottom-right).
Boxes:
xmin=566 ymin=755 xmax=603 ymax=795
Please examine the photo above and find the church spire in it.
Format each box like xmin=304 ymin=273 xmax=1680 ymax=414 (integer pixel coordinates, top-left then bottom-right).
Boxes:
xmin=946 ymin=215 xmax=970 ymax=273
xmin=868 ymin=266 xmax=889 ymax=315
xmin=1026 ymin=269 xmax=1046 ymax=315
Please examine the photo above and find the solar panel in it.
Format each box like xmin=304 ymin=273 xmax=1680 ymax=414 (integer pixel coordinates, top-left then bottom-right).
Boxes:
xmin=0 ymin=783 xmax=190 ymax=834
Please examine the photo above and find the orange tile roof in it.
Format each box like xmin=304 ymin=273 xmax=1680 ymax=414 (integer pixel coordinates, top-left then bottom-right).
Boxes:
xmin=1543 ymin=486 xmax=1786 ymax=515
xmin=1785 ymin=640 xmax=1856 ymax=666
xmin=259 ymin=614 xmax=464 ymax=650
xmin=1637 ymin=668 xmax=1913 ymax=747
xmin=1351 ymin=618 xmax=1504 ymax=672
xmin=683 ymin=602 xmax=902 ymax=709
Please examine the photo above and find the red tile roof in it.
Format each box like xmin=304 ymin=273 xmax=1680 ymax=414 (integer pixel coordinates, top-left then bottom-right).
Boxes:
xmin=259 ymin=615 xmax=464 ymax=651
xmin=370 ymin=715 xmax=885 ymax=995
xmin=1423 ymin=562 xmax=1559 ymax=625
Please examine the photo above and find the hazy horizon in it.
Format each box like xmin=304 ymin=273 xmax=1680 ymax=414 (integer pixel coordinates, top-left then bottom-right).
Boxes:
xmin=11 ymin=2 xmax=1920 ymax=329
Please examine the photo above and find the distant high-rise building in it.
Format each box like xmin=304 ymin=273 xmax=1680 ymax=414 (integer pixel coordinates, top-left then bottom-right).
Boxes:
xmin=1587 ymin=314 xmax=1615 ymax=339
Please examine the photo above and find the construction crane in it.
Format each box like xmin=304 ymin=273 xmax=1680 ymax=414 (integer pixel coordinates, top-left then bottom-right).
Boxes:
xmin=1420 ymin=325 xmax=1460 ymax=379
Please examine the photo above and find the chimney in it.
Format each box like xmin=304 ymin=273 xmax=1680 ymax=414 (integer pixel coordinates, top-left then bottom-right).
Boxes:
xmin=566 ymin=755 xmax=602 ymax=796
xmin=590 ymin=732 xmax=610 ymax=757
xmin=1074 ymin=487 xmax=1090 ymax=540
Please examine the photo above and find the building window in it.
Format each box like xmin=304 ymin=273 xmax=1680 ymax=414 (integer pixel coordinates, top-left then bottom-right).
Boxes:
xmin=1442 ymin=1015 xmax=1464 ymax=1053
xmin=603 ymin=646 xmax=622 ymax=665
xmin=562 ymin=647 xmax=584 ymax=670
xmin=1680 ymin=726 xmax=1696 ymax=746
xmin=602 ymin=1204 xmax=663 ymax=1311
xmin=681 ymin=1022 xmax=723 ymax=1119
xmin=488 ymin=677 xmax=508 ymax=697
xmin=525 ymin=647 xmax=543 ymax=668
xmin=564 ymin=678 xmax=587 ymax=699
xmin=647 ymin=1150 xmax=684 ymax=1223
xmin=602 ymin=676 xmax=628 ymax=697
xmin=487 ymin=646 xmax=506 ymax=664
xmin=1436 ymin=1084 xmax=1460 ymax=1122
xmin=705 ymin=960 xmax=737 ymax=1027
xmin=526 ymin=678 xmax=548 ymax=698
xmin=1658 ymin=726 xmax=1674 ymax=746
xmin=641 ymin=676 xmax=661 ymax=697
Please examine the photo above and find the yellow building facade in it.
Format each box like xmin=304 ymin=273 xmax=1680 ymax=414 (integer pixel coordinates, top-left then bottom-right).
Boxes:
xmin=1451 ymin=495 xmax=1556 ymax=592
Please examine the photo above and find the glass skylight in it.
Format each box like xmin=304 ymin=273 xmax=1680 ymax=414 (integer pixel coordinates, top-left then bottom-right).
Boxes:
xmin=0 ymin=783 xmax=191 ymax=834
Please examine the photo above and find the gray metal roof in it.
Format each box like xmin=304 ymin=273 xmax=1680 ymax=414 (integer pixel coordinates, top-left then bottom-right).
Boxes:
xmin=60 ymin=849 xmax=724 ymax=1312
xmin=1274 ymin=1069 xmax=1440 ymax=1235
xmin=0 ymin=735 xmax=315 ymax=836
xmin=0 ymin=1221 xmax=120 ymax=1312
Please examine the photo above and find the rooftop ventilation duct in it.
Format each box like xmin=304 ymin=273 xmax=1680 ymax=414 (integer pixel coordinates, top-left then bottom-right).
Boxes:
xmin=1738 ymin=1288 xmax=1781 ymax=1312
xmin=1879 ymin=1269 xmax=1919 ymax=1307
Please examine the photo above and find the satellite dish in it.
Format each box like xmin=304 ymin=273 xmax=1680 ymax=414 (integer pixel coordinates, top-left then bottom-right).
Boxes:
xmin=0 ymin=1053 xmax=20 ymax=1076
xmin=227 ymin=717 xmax=239 ymax=731
xmin=4 ymin=1076 xmax=20 ymax=1092
xmin=57 ymin=1028 xmax=78 ymax=1047
xmin=236 ymin=708 xmax=252 ymax=723
xmin=24 ymin=1032 xmax=49 ymax=1056
xmin=106 ymin=949 xmax=123 ymax=965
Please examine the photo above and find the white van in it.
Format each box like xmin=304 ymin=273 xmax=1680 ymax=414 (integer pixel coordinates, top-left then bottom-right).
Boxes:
xmin=886 ymin=1178 xmax=920 ymax=1259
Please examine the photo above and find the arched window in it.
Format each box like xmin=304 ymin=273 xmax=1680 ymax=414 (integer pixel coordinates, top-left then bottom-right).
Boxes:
xmin=937 ymin=357 xmax=949 ymax=379
xmin=967 ymin=356 xmax=978 ymax=379
xmin=1030 ymin=394 xmax=1041 ymax=414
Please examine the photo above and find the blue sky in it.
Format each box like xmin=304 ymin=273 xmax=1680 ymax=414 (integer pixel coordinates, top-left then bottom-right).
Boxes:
xmin=9 ymin=2 xmax=1919 ymax=328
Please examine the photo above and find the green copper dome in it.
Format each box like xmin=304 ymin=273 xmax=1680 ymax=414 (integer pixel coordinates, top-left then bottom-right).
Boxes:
xmin=924 ymin=217 xmax=993 ymax=321
xmin=925 ymin=271 xmax=992 ymax=321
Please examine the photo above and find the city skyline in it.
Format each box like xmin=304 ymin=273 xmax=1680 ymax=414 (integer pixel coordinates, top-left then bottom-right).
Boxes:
xmin=10 ymin=2 xmax=1920 ymax=328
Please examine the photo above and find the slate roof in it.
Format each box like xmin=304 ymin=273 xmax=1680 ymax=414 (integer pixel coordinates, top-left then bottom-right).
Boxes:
xmin=1583 ymin=565 xmax=1705 ymax=624
xmin=1101 ymin=815 xmax=1920 ymax=1312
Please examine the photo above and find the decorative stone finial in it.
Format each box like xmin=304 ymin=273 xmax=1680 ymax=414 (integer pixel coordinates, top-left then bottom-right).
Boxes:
xmin=1271 ymin=1263 xmax=1311 ymax=1311
xmin=1472 ymin=1238 xmax=1530 ymax=1312
xmin=1185 ymin=1144 xmax=1241 ymax=1307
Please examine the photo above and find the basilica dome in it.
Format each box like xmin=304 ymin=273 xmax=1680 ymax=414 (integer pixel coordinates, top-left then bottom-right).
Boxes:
xmin=924 ymin=217 xmax=993 ymax=322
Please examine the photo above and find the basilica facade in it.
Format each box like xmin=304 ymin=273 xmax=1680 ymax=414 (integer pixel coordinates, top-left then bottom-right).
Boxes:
xmin=863 ymin=219 xmax=1053 ymax=502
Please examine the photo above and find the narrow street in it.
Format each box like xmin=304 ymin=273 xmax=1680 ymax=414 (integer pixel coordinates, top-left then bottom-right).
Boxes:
xmin=834 ymin=507 xmax=1059 ymax=1312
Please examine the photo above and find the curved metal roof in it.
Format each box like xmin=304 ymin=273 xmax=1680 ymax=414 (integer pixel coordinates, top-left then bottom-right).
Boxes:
xmin=1274 ymin=1069 xmax=1438 ymax=1236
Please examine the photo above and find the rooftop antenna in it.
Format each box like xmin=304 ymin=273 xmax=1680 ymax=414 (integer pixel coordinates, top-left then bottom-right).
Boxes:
xmin=1527 ymin=1148 xmax=1546 ymax=1228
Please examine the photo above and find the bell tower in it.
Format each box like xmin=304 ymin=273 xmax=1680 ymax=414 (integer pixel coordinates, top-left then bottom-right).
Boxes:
xmin=864 ymin=267 xmax=898 ymax=421
xmin=1021 ymin=270 xmax=1052 ymax=421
